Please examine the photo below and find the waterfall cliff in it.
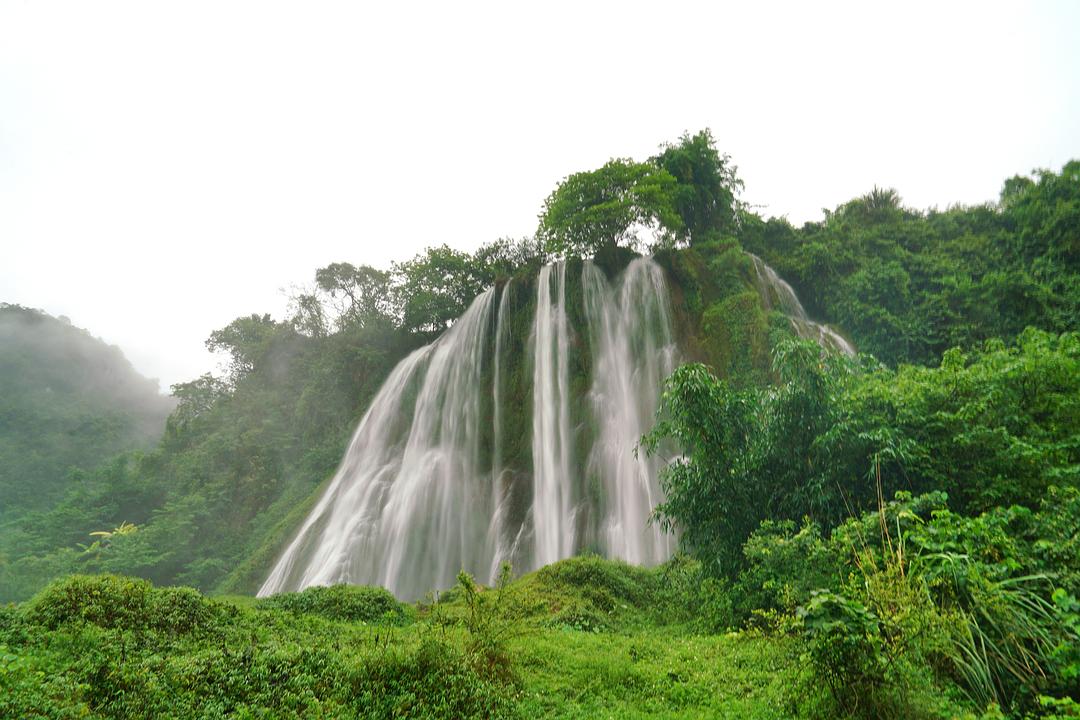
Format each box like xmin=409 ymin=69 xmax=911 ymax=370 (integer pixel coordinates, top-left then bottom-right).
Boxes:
xmin=259 ymin=253 xmax=849 ymax=599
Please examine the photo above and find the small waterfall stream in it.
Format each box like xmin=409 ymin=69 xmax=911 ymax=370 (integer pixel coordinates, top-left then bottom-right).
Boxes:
xmin=485 ymin=280 xmax=514 ymax=580
xmin=748 ymin=254 xmax=855 ymax=356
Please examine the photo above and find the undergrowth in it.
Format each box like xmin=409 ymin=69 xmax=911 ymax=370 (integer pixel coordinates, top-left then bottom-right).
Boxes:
xmin=0 ymin=554 xmax=1020 ymax=719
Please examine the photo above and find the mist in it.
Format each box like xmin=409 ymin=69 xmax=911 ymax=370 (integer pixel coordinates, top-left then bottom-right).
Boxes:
xmin=2 ymin=1 xmax=1078 ymax=389
xmin=0 ymin=303 xmax=176 ymax=514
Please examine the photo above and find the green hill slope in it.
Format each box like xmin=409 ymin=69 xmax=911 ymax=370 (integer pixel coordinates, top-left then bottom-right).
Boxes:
xmin=0 ymin=304 xmax=174 ymax=517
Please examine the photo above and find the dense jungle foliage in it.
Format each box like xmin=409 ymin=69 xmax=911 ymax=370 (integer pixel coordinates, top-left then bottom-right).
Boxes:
xmin=2 ymin=130 xmax=1078 ymax=717
xmin=740 ymin=162 xmax=1080 ymax=366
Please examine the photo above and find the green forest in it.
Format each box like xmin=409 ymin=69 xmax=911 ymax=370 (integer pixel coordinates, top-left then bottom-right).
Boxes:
xmin=2 ymin=131 xmax=1079 ymax=718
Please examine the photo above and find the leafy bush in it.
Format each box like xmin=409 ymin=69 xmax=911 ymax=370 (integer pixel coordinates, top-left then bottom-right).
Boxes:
xmin=1048 ymin=589 xmax=1080 ymax=701
xmin=1037 ymin=695 xmax=1080 ymax=720
xmin=873 ymin=498 xmax=1073 ymax=712
xmin=24 ymin=574 xmax=227 ymax=636
xmin=259 ymin=582 xmax=407 ymax=624
xmin=0 ymin=642 xmax=90 ymax=720
xmin=25 ymin=574 xmax=152 ymax=630
xmin=777 ymin=493 xmax=1080 ymax=716
xmin=652 ymin=553 xmax=734 ymax=631
xmin=547 ymin=604 xmax=611 ymax=633
xmin=1034 ymin=487 xmax=1080 ymax=598
xmin=798 ymin=589 xmax=889 ymax=715
xmin=519 ymin=555 xmax=668 ymax=631
xmin=796 ymin=539 xmax=973 ymax=719
xmin=532 ymin=555 xmax=652 ymax=613
xmin=0 ymin=603 xmax=28 ymax=646
xmin=352 ymin=638 xmax=521 ymax=719
xmin=456 ymin=567 xmax=522 ymax=681
xmin=733 ymin=519 xmax=839 ymax=620
xmin=152 ymin=585 xmax=228 ymax=634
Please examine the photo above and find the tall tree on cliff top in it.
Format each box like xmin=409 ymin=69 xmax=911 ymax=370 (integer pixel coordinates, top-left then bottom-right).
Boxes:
xmin=538 ymin=158 xmax=683 ymax=257
xmin=653 ymin=129 xmax=743 ymax=243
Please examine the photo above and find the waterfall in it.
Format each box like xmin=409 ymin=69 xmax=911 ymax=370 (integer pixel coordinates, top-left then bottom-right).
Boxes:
xmin=259 ymin=253 xmax=839 ymax=600
xmin=582 ymin=258 xmax=678 ymax=565
xmin=748 ymin=254 xmax=856 ymax=356
xmin=529 ymin=262 xmax=575 ymax=567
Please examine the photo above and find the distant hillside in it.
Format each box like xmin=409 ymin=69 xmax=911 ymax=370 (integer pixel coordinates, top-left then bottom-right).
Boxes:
xmin=0 ymin=303 xmax=175 ymax=516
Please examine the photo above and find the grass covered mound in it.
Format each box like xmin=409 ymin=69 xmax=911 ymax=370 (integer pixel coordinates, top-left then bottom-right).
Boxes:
xmin=504 ymin=554 xmax=704 ymax=632
xmin=257 ymin=583 xmax=410 ymax=625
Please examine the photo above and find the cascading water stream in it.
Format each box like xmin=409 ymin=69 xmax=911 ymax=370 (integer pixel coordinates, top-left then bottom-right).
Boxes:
xmin=748 ymin=254 xmax=856 ymax=356
xmin=582 ymin=258 xmax=678 ymax=565
xmin=486 ymin=280 xmax=514 ymax=580
xmin=529 ymin=263 xmax=575 ymax=567
xmin=259 ymin=288 xmax=499 ymax=600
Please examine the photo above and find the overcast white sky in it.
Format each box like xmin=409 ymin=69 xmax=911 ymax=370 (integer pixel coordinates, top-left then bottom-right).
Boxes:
xmin=2 ymin=1 xmax=1078 ymax=390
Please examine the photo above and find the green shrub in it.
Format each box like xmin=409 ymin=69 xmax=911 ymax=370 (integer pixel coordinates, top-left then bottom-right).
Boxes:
xmin=547 ymin=604 xmax=610 ymax=633
xmin=784 ymin=492 xmax=1079 ymax=717
xmin=652 ymin=553 xmax=733 ymax=631
xmin=351 ymin=638 xmax=521 ymax=719
xmin=797 ymin=559 xmax=967 ymax=719
xmin=24 ymin=574 xmax=226 ymax=636
xmin=486 ymin=555 xmax=712 ymax=632
xmin=152 ymin=585 xmax=229 ymax=634
xmin=1049 ymin=589 xmax=1080 ymax=701
xmin=799 ymin=589 xmax=887 ymax=714
xmin=0 ymin=642 xmax=90 ymax=720
xmin=0 ymin=603 xmax=28 ymax=646
xmin=457 ymin=567 xmax=521 ymax=681
xmin=524 ymin=554 xmax=668 ymax=631
xmin=733 ymin=519 xmax=839 ymax=620
xmin=1037 ymin=695 xmax=1080 ymax=719
xmin=259 ymin=582 xmax=407 ymax=624
xmin=533 ymin=555 xmax=653 ymax=611
xmin=25 ymin=574 xmax=155 ymax=630
xmin=1035 ymin=487 xmax=1080 ymax=597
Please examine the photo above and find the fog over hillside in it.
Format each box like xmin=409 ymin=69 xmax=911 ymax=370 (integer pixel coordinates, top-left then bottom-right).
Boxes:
xmin=0 ymin=303 xmax=175 ymax=515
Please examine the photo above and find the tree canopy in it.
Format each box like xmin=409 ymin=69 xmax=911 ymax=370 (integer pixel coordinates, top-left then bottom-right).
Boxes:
xmin=314 ymin=262 xmax=395 ymax=331
xmin=537 ymin=130 xmax=745 ymax=257
xmin=537 ymin=158 xmax=683 ymax=257
xmin=652 ymin=129 xmax=742 ymax=243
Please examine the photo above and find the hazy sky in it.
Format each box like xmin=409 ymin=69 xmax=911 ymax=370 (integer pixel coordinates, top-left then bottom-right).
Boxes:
xmin=2 ymin=1 xmax=1078 ymax=390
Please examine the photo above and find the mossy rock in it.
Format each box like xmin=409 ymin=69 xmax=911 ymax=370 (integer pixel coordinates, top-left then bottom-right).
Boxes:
xmin=701 ymin=291 xmax=771 ymax=385
xmin=506 ymin=555 xmax=666 ymax=632
xmin=533 ymin=555 xmax=655 ymax=610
